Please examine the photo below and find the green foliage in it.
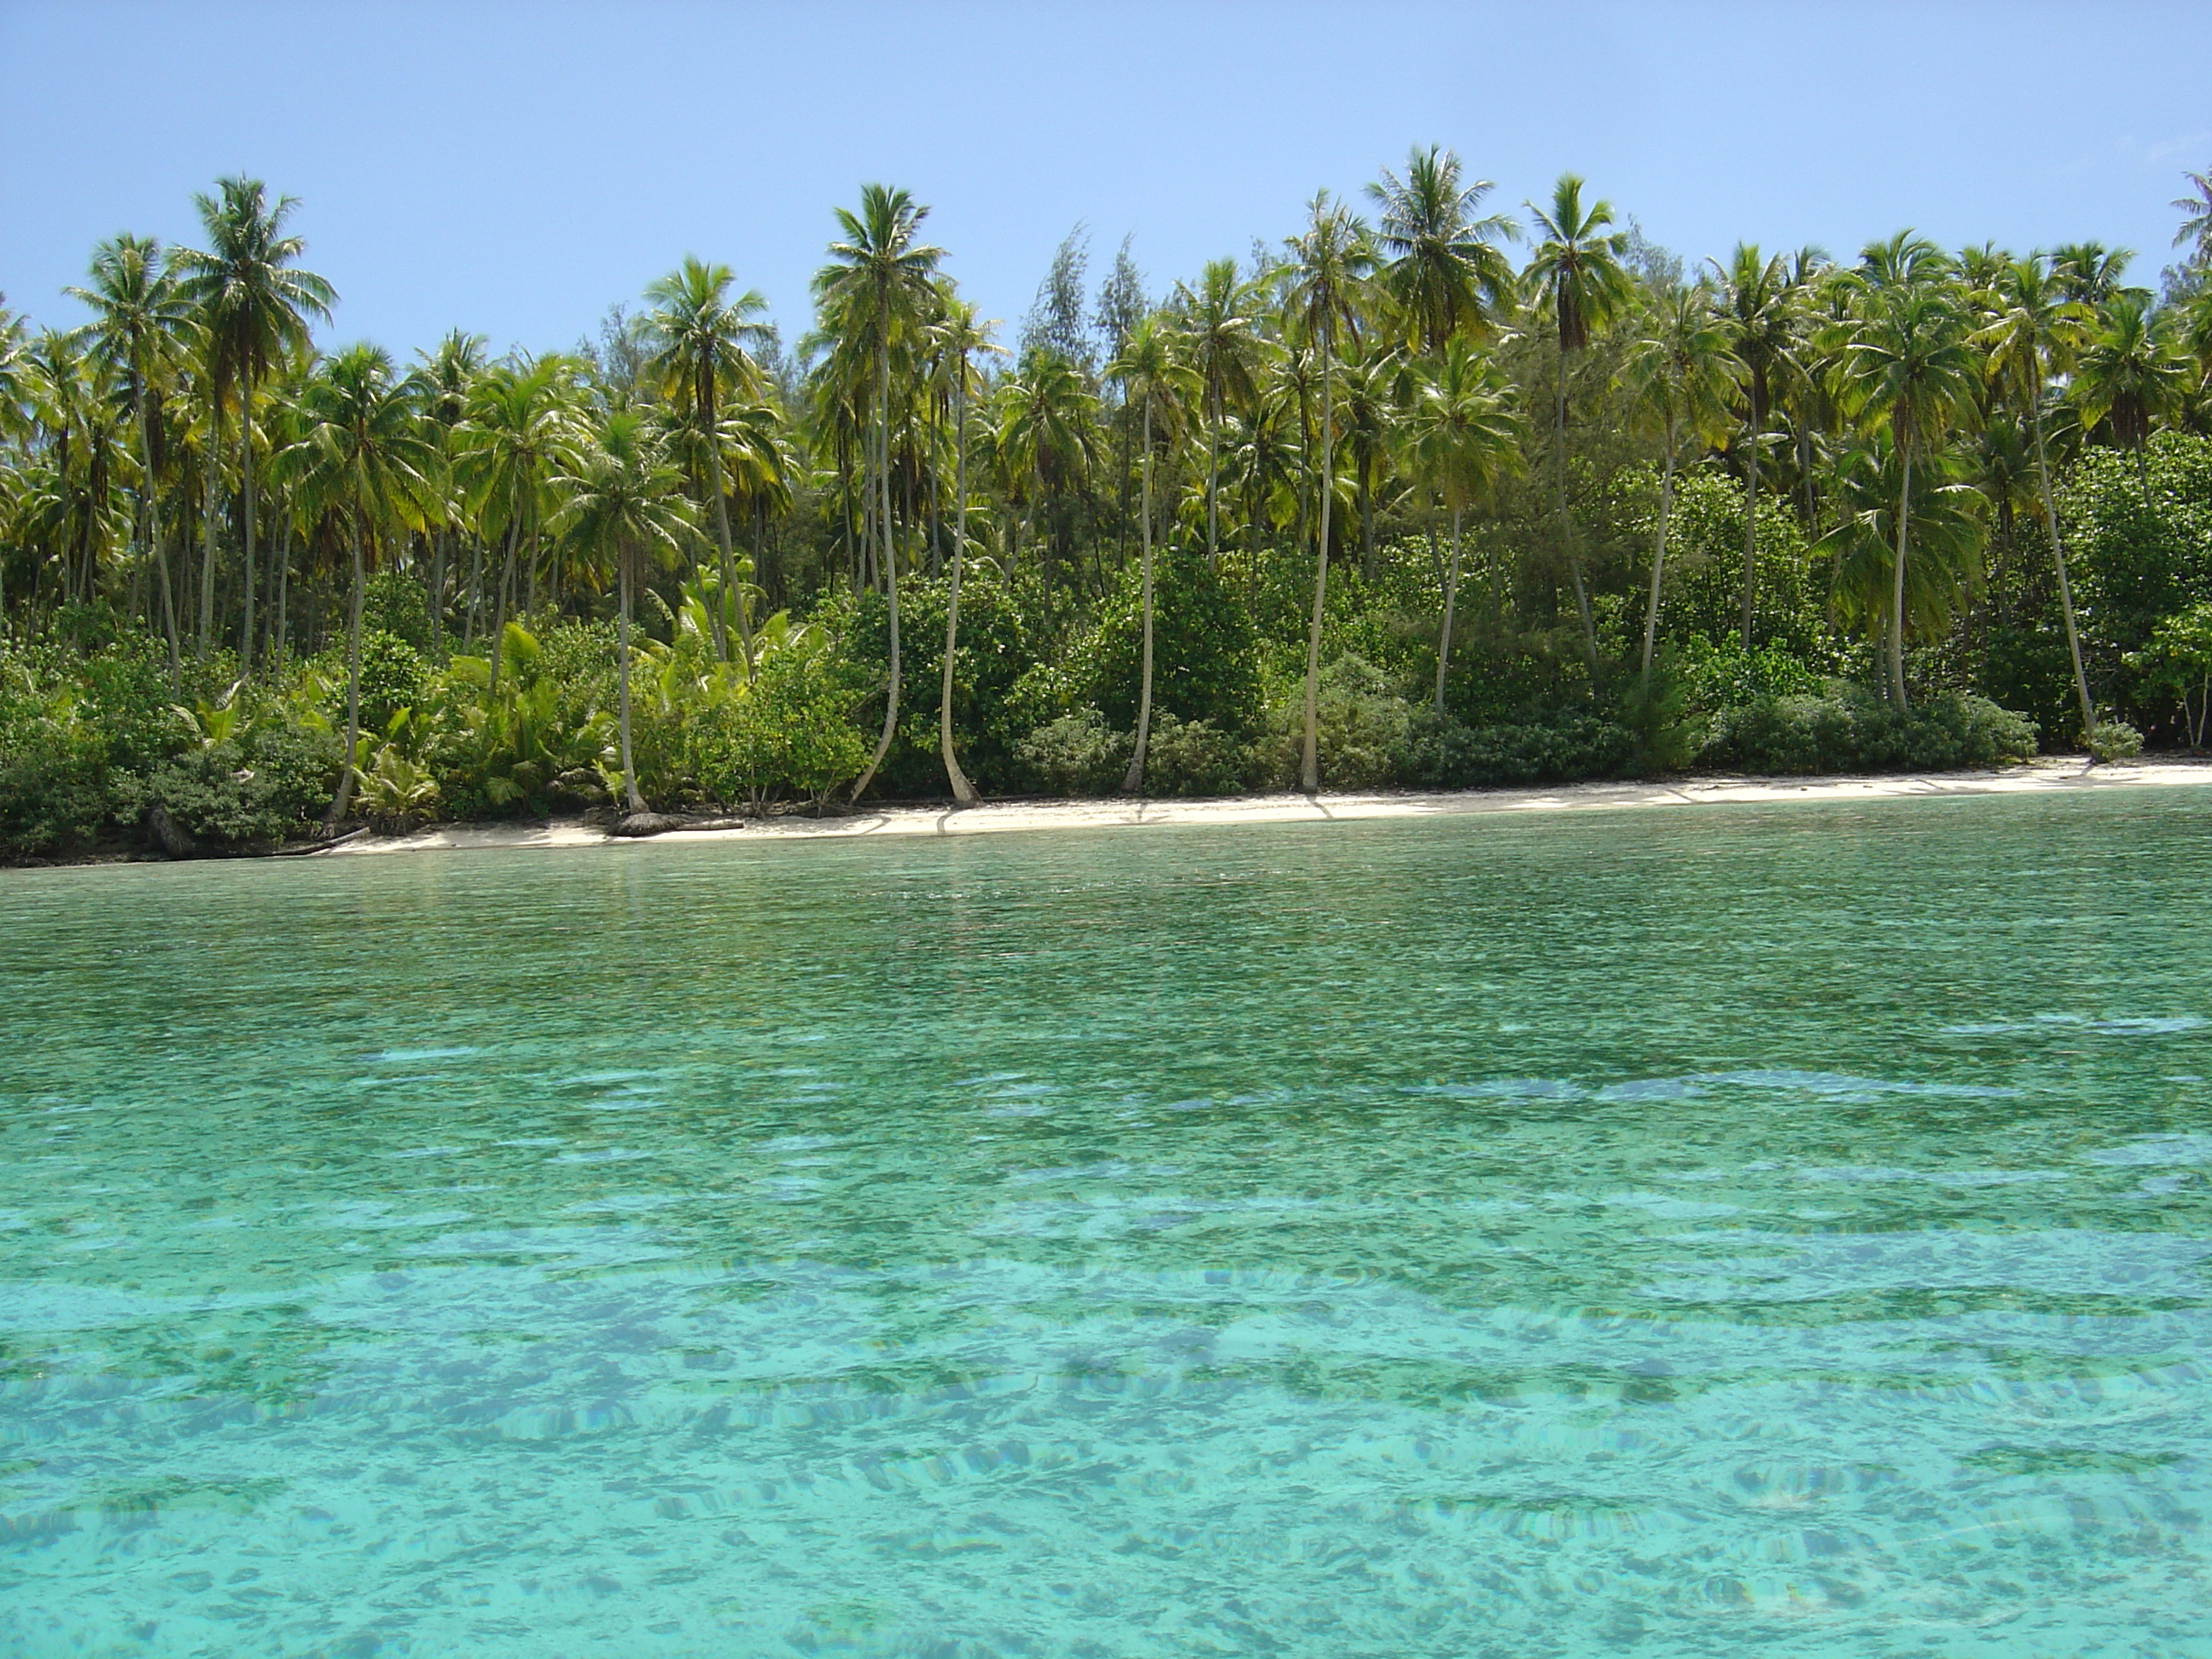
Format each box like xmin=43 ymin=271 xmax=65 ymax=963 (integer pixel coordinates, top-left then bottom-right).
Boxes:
xmin=1701 ymin=685 xmax=2038 ymax=774
xmin=2124 ymin=600 xmax=2212 ymax=746
xmin=359 ymin=567 xmax=433 ymax=650
xmin=115 ymin=724 xmax=340 ymax=847
xmin=1016 ymin=708 xmax=1132 ymax=796
xmin=1077 ymin=550 xmax=1265 ymax=736
xmin=2066 ymin=433 xmax=2212 ymax=717
xmin=1264 ymin=655 xmax=1412 ymax=790
xmin=2087 ymin=718 xmax=2145 ymax=762
xmin=352 ymin=629 xmax=428 ymax=733
xmin=1139 ymin=713 xmax=1264 ymax=796
xmin=1400 ymin=709 xmax=1638 ymax=789
xmin=688 ymin=643 xmax=869 ymax=809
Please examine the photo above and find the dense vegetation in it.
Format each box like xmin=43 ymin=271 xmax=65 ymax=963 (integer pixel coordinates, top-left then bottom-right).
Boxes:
xmin=6 ymin=157 xmax=2212 ymax=859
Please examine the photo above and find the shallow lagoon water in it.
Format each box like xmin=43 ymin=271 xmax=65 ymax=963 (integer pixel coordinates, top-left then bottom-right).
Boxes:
xmin=3 ymin=789 xmax=2210 ymax=1656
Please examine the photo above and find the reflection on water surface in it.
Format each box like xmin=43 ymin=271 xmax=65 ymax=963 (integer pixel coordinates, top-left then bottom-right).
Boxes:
xmin=3 ymin=791 xmax=2209 ymax=1656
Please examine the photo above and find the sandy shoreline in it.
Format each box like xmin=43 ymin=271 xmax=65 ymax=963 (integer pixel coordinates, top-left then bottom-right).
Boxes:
xmin=324 ymin=757 xmax=2212 ymax=858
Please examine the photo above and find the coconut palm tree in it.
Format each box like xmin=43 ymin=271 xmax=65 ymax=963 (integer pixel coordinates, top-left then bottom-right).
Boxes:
xmin=67 ymin=234 xmax=195 ymax=675
xmin=406 ymin=329 xmax=487 ymax=655
xmin=644 ymin=256 xmax=772 ymax=667
xmin=1972 ymin=255 xmax=2099 ymax=742
xmin=814 ymin=185 xmax=944 ymax=801
xmin=1624 ymin=281 xmax=1735 ymax=680
xmin=1402 ymin=337 xmax=1522 ymax=708
xmin=171 ymin=178 xmax=334 ymax=675
xmin=1818 ymin=435 xmax=1988 ymax=670
xmin=454 ymin=355 xmax=584 ymax=689
xmin=1523 ymin=174 xmax=1632 ymax=670
xmin=550 ymin=410 xmax=696 ymax=813
xmin=1106 ymin=313 xmax=1196 ymax=790
xmin=927 ymin=295 xmax=1001 ymax=804
xmin=1368 ymin=145 xmax=1518 ymax=355
xmin=282 ymin=345 xmax=436 ymax=823
xmin=1835 ymin=271 xmax=1979 ymax=707
xmin=2071 ymin=292 xmax=2192 ymax=507
xmin=1283 ymin=190 xmax=1374 ymax=793
xmin=1177 ymin=259 xmax=1264 ymax=565
xmin=1714 ymin=245 xmax=1796 ymax=649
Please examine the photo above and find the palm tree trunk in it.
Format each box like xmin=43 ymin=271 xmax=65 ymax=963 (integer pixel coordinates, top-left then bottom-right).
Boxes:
xmin=1739 ymin=416 xmax=1760 ymax=652
xmin=1299 ymin=335 xmax=1335 ymax=795
xmin=1642 ymin=427 xmax=1678 ymax=684
xmin=1891 ymin=437 xmax=1912 ymax=710
xmin=329 ymin=515 xmax=366 ymax=825
xmin=1435 ymin=501 xmax=1464 ymax=713
xmin=706 ymin=433 xmax=746 ymax=668
xmin=1124 ymin=397 xmax=1158 ymax=793
xmin=617 ymin=549 xmax=643 ymax=812
xmin=1205 ymin=379 xmax=1221 ymax=565
xmin=273 ymin=514 xmax=290 ymax=673
xmin=198 ymin=428 xmax=219 ymax=662
xmin=2031 ymin=405 xmax=2096 ymax=744
xmin=138 ymin=394 xmax=180 ymax=682
xmin=429 ymin=529 xmax=447 ymax=658
xmin=852 ymin=333 xmax=900 ymax=801
xmin=1555 ymin=346 xmax=1598 ymax=669
xmin=488 ymin=520 xmax=516 ymax=696
xmin=940 ymin=357 xmax=979 ymax=806
xmin=239 ymin=382 xmax=257 ymax=678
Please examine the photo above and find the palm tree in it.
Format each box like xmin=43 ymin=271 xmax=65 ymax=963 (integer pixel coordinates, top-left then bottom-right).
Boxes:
xmin=2072 ymin=292 xmax=2191 ymax=507
xmin=1523 ymin=174 xmax=1633 ymax=670
xmin=994 ymin=346 xmax=1097 ymax=595
xmin=1368 ymin=145 xmax=1517 ymax=354
xmin=1972 ymin=256 xmax=2098 ymax=742
xmin=2174 ymin=167 xmax=2212 ymax=268
xmin=1714 ymin=245 xmax=1796 ymax=649
xmin=550 ymin=410 xmax=696 ymax=812
xmin=928 ymin=295 xmax=1000 ymax=805
xmin=1624 ymin=282 xmax=1735 ymax=680
xmin=644 ymin=256 xmax=771 ymax=667
xmin=2049 ymin=242 xmax=2139 ymax=307
xmin=1836 ymin=268 xmax=1978 ymax=707
xmin=282 ymin=346 xmax=435 ymax=822
xmin=814 ymin=185 xmax=944 ymax=801
xmin=1283 ymin=190 xmax=1373 ymax=793
xmin=172 ymin=178 xmax=334 ymax=675
xmin=1177 ymin=259 xmax=1263 ymax=564
xmin=1107 ymin=314 xmax=1196 ymax=790
xmin=1402 ymin=337 xmax=1522 ymax=708
xmin=67 ymin=234 xmax=194 ymax=676
xmin=1818 ymin=435 xmax=1988 ymax=671
xmin=407 ymin=329 xmax=487 ymax=656
xmin=455 ymin=356 xmax=583 ymax=689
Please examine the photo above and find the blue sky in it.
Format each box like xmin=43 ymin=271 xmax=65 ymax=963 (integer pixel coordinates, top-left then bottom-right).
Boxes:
xmin=3 ymin=0 xmax=2208 ymax=359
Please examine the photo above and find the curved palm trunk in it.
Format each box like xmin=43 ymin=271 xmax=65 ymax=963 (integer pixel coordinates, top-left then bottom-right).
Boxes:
xmin=1738 ymin=414 xmax=1760 ymax=651
xmin=1642 ymin=425 xmax=1679 ymax=684
xmin=2030 ymin=404 xmax=2097 ymax=744
xmin=940 ymin=360 xmax=979 ymax=805
xmin=1434 ymin=501 xmax=1464 ymax=713
xmin=198 ymin=427 xmax=219 ymax=662
xmin=1890 ymin=438 xmax=1912 ymax=710
xmin=1555 ymin=347 xmax=1598 ymax=669
xmin=852 ymin=331 xmax=900 ymax=801
xmin=1123 ymin=397 xmax=1158 ymax=794
xmin=1204 ymin=378 xmax=1222 ymax=565
xmin=617 ymin=549 xmax=643 ymax=812
xmin=329 ymin=515 xmax=367 ymax=825
xmin=706 ymin=434 xmax=754 ymax=672
xmin=1299 ymin=337 xmax=1335 ymax=795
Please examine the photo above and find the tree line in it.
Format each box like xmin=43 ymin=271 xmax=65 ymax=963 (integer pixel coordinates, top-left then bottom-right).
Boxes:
xmin=3 ymin=155 xmax=2212 ymax=853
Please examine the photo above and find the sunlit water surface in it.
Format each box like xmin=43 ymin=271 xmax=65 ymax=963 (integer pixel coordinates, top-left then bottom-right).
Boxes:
xmin=4 ymin=792 xmax=2212 ymax=1657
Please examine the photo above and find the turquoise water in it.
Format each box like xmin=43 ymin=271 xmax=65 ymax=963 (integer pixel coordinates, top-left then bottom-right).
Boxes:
xmin=3 ymin=792 xmax=2211 ymax=1657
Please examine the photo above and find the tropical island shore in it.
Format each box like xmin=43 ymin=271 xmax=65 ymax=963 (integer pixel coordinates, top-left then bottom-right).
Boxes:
xmin=321 ymin=756 xmax=2212 ymax=857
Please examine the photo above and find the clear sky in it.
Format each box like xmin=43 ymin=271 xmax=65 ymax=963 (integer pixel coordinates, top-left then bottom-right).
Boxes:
xmin=4 ymin=0 xmax=2208 ymax=360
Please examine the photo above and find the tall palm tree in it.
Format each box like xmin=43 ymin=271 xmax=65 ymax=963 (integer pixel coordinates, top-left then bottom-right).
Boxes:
xmin=67 ymin=234 xmax=194 ymax=675
xmin=1837 ymin=271 xmax=1978 ymax=707
xmin=927 ymin=295 xmax=1001 ymax=805
xmin=1714 ymin=244 xmax=1796 ymax=649
xmin=644 ymin=256 xmax=771 ymax=667
xmin=455 ymin=355 xmax=583 ymax=690
xmin=2174 ymin=167 xmax=2212 ymax=268
xmin=1283 ymin=190 xmax=1373 ymax=793
xmin=282 ymin=346 xmax=435 ymax=823
xmin=1523 ymin=174 xmax=1632 ymax=670
xmin=1402 ymin=337 xmax=1522 ymax=709
xmin=814 ymin=184 xmax=944 ymax=801
xmin=407 ymin=329 xmax=487 ymax=656
xmin=172 ymin=178 xmax=334 ymax=674
xmin=550 ymin=410 xmax=696 ymax=813
xmin=1368 ymin=145 xmax=1517 ymax=355
xmin=2072 ymin=292 xmax=2191 ymax=507
xmin=1973 ymin=255 xmax=2098 ymax=742
xmin=1624 ymin=282 xmax=1735 ymax=680
xmin=1177 ymin=259 xmax=1263 ymax=564
xmin=994 ymin=346 xmax=1097 ymax=594
xmin=1106 ymin=314 xmax=1196 ymax=790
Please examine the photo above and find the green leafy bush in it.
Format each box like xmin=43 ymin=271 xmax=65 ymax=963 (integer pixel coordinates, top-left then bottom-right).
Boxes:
xmin=1138 ymin=713 xmax=1262 ymax=797
xmin=1264 ymin=655 xmax=1412 ymax=789
xmin=688 ymin=645 xmax=869 ymax=810
xmin=114 ymin=725 xmax=339 ymax=847
xmin=1016 ymin=708 xmax=1132 ymax=796
xmin=1701 ymin=684 xmax=2037 ymax=774
xmin=1400 ymin=709 xmax=1638 ymax=789
xmin=2087 ymin=718 xmax=2145 ymax=763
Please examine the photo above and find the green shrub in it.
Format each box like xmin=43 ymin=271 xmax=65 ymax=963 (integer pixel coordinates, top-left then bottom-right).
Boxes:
xmin=1016 ymin=708 xmax=1132 ymax=796
xmin=0 ymin=719 xmax=111 ymax=856
xmin=114 ymin=725 xmax=340 ymax=848
xmin=1400 ymin=709 xmax=1638 ymax=789
xmin=1701 ymin=684 xmax=2037 ymax=774
xmin=2087 ymin=718 xmax=2145 ymax=763
xmin=1138 ymin=713 xmax=1262 ymax=797
xmin=688 ymin=644 xmax=869 ymax=810
xmin=1264 ymin=655 xmax=1412 ymax=789
xmin=1076 ymin=551 xmax=1265 ymax=737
